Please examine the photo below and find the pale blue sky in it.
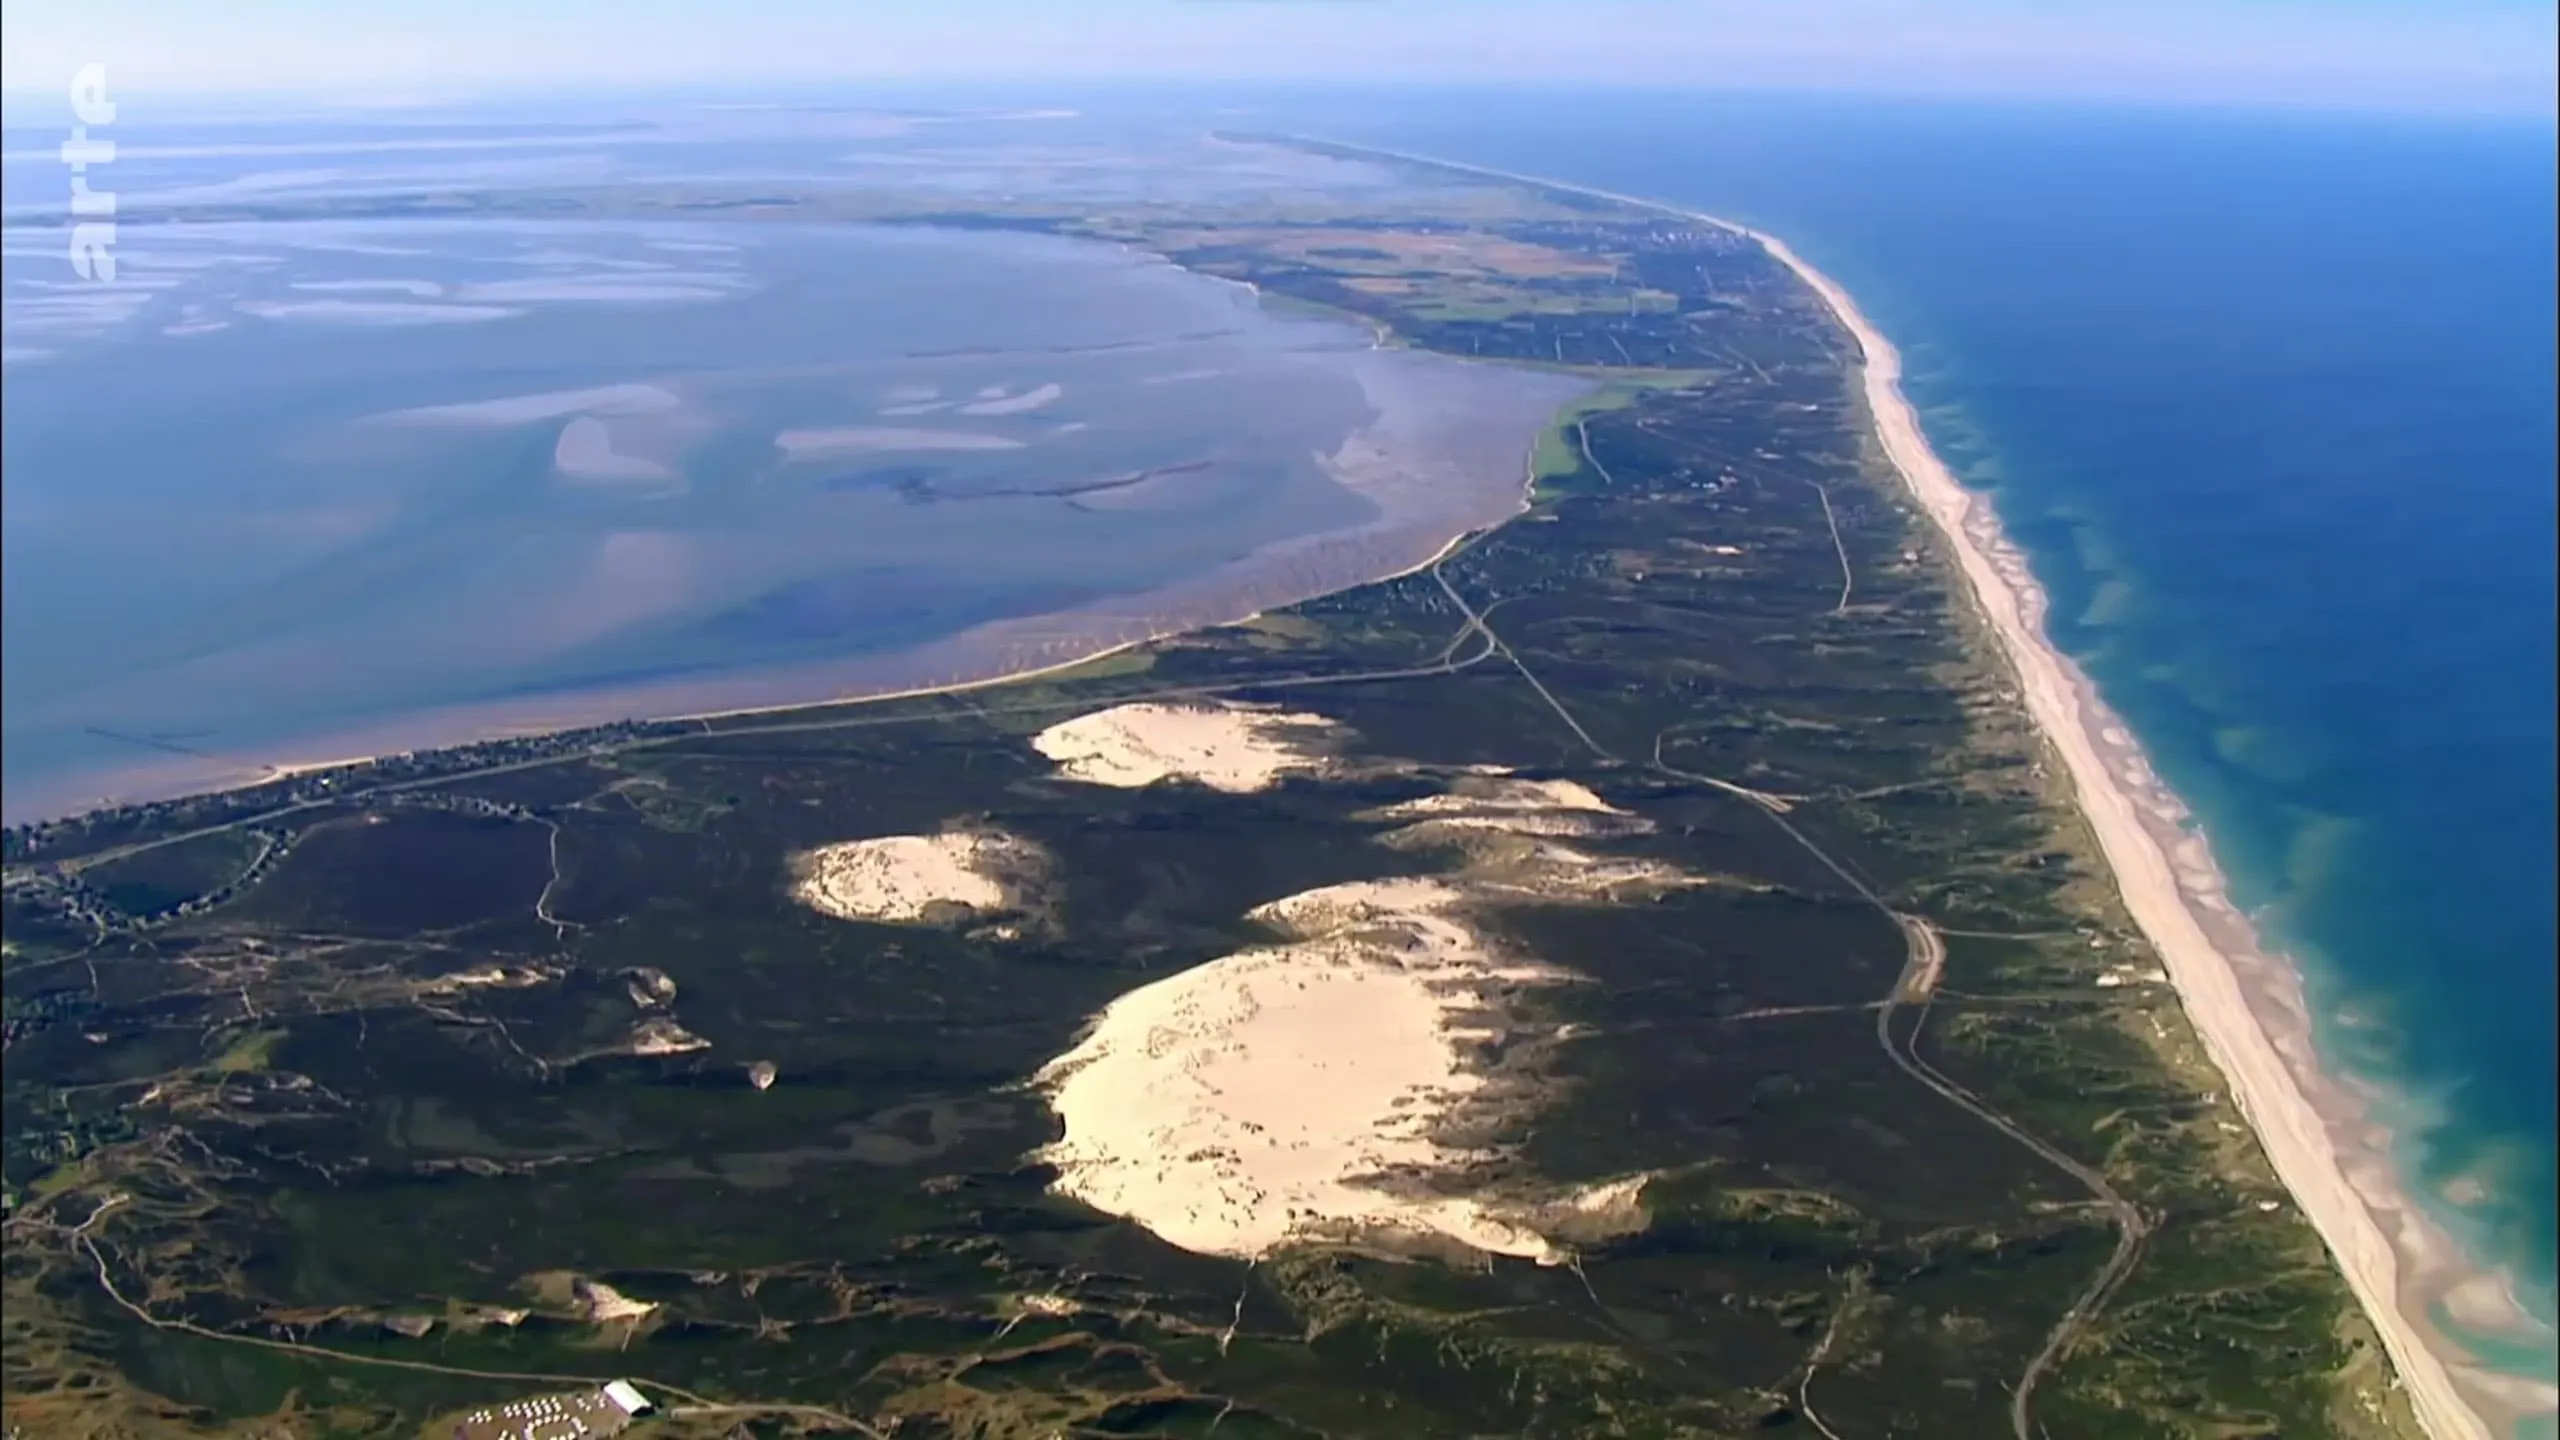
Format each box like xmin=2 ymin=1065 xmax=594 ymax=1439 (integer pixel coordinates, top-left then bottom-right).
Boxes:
xmin=3 ymin=0 xmax=2554 ymax=117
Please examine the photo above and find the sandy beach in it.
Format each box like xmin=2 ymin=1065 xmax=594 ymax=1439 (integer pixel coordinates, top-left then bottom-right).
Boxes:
xmin=1743 ymin=226 xmax=2548 ymax=1438
xmin=1269 ymin=137 xmax=2551 ymax=1438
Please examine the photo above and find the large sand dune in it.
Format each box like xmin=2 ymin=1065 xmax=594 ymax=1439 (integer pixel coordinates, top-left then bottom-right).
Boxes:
xmin=1034 ymin=767 xmax=1677 ymax=1263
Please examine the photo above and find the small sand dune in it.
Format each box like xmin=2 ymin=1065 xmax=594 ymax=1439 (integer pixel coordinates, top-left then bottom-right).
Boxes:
xmin=1374 ymin=774 xmax=1650 ymax=839
xmin=792 ymin=829 xmax=1041 ymax=923
xmin=574 ymin=1278 xmax=657 ymax=1324
xmin=627 ymin=1019 xmax=710 ymax=1057
xmin=1031 ymin=703 xmax=1343 ymax=793
xmin=381 ymin=382 xmax=681 ymax=426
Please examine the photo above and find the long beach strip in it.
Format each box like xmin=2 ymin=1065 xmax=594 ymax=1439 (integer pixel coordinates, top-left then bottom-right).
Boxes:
xmin=1284 ymin=139 xmax=2535 ymax=1439
xmin=1764 ymin=226 xmax=2517 ymax=1440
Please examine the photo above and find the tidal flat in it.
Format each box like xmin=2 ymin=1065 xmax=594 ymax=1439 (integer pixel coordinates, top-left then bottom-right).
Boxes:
xmin=1 ymin=211 xmax=1580 ymax=823
xmin=4 ymin=127 xmax=2428 ymax=1439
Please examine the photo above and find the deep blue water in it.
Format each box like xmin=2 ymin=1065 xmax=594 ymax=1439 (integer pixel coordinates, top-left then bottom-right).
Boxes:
xmin=1298 ymin=90 xmax=2558 ymax=1344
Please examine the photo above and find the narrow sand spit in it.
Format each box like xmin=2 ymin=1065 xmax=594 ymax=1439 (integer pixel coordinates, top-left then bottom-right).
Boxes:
xmin=791 ymin=829 xmax=1041 ymax=923
xmin=1031 ymin=702 xmax=1343 ymax=793
xmin=1035 ymin=877 xmax=1642 ymax=1262
xmin=1743 ymin=223 xmax=2546 ymax=1433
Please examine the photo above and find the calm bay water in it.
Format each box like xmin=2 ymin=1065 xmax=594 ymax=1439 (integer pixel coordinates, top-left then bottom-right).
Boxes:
xmin=1302 ymin=88 xmax=2558 ymax=1352
xmin=1 ymin=120 xmax=1582 ymax=820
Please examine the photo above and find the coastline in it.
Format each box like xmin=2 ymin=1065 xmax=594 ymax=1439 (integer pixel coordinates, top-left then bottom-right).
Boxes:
xmin=6 ymin=148 xmax=2539 ymax=1432
xmin=1268 ymin=137 xmax=2550 ymax=1437
xmin=3 ymin=394 xmax=1578 ymax=831
xmin=1747 ymin=231 xmax=2545 ymax=1437
xmin=4 ymin=340 xmax=1588 ymax=829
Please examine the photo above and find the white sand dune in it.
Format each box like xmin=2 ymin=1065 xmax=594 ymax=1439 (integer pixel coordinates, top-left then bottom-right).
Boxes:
xmin=627 ymin=1019 xmax=710 ymax=1057
xmin=380 ymin=382 xmax=681 ymax=426
xmin=1031 ymin=702 xmax=1343 ymax=793
xmin=1036 ymin=877 xmax=1643 ymax=1262
xmin=573 ymin=1279 xmax=658 ymax=1324
xmin=791 ymin=829 xmax=1041 ymax=924
xmin=290 ymin=278 xmax=447 ymax=298
xmin=1374 ymin=775 xmax=1649 ymax=839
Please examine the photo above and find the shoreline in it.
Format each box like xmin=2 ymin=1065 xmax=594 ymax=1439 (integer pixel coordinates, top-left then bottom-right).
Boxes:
xmin=1752 ymin=229 xmax=2547 ymax=1438
xmin=3 ymin=400 xmax=1577 ymax=832
xmin=7 ymin=150 xmax=2542 ymax=1431
xmin=5 ymin=334 xmax=1587 ymax=829
xmin=1269 ymin=136 xmax=2552 ymax=1437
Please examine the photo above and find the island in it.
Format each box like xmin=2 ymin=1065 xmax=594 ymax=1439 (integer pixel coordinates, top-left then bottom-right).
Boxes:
xmin=2 ymin=132 xmax=2450 ymax=1439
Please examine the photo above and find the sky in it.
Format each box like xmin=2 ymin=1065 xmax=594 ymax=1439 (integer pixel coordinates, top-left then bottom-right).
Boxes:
xmin=1 ymin=0 xmax=2554 ymax=118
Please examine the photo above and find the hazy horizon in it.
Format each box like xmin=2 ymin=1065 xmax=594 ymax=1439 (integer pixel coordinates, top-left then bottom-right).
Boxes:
xmin=2 ymin=0 xmax=2554 ymax=120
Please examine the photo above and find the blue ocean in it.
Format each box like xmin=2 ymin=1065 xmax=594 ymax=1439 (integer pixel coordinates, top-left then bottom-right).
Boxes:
xmin=1301 ymin=87 xmax=2557 ymax=1358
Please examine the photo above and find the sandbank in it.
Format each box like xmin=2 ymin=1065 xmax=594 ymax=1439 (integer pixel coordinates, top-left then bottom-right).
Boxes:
xmin=376 ymin=382 xmax=682 ymax=426
xmin=955 ymin=381 xmax=1065 ymax=416
xmin=554 ymin=416 xmax=677 ymax=482
xmin=772 ymin=426 xmax=1025 ymax=457
xmin=1373 ymin=773 xmax=1649 ymax=839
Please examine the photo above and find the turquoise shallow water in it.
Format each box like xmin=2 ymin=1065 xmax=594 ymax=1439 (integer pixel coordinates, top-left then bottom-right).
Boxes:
xmin=1294 ymin=88 xmax=2557 ymax=1372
